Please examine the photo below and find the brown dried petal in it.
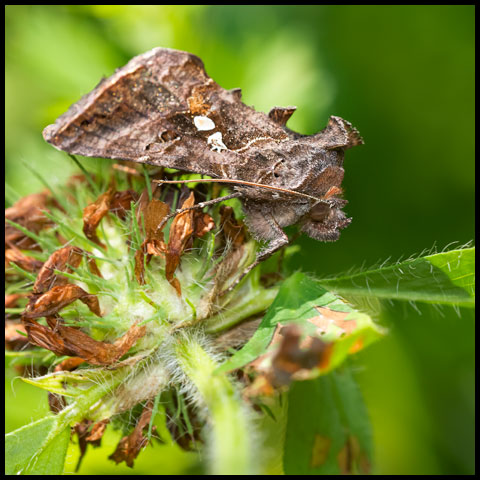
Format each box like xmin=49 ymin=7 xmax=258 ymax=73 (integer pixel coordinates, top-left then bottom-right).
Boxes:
xmin=24 ymin=284 xmax=101 ymax=319
xmin=143 ymin=198 xmax=169 ymax=240
xmin=219 ymin=205 xmax=246 ymax=248
xmin=134 ymin=197 xmax=169 ymax=284
xmin=33 ymin=245 xmax=84 ymax=294
xmin=23 ymin=317 xmax=146 ymax=365
xmin=134 ymin=247 xmax=148 ymax=285
xmin=54 ymin=356 xmax=85 ymax=372
xmin=5 ymin=322 xmax=29 ymax=350
xmin=165 ymin=192 xmax=195 ymax=294
xmin=48 ymin=392 xmax=67 ymax=414
xmin=5 ymin=247 xmax=43 ymax=273
xmin=82 ymin=187 xmax=115 ymax=248
xmin=5 ymin=293 xmax=24 ymax=309
xmin=110 ymin=190 xmax=139 ymax=220
xmin=86 ymin=419 xmax=110 ymax=444
xmin=193 ymin=211 xmax=215 ymax=238
xmin=5 ymin=191 xmax=54 ymax=250
xmin=109 ymin=400 xmax=154 ymax=467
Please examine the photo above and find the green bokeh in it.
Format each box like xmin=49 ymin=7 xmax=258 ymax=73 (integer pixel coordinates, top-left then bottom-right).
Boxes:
xmin=5 ymin=5 xmax=474 ymax=475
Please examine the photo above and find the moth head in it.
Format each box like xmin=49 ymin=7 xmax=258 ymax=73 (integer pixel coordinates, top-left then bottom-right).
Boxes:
xmin=301 ymin=199 xmax=351 ymax=242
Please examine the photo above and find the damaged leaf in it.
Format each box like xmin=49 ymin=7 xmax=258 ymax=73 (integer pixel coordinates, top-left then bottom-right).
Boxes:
xmin=284 ymin=368 xmax=372 ymax=475
xmin=217 ymin=272 xmax=383 ymax=378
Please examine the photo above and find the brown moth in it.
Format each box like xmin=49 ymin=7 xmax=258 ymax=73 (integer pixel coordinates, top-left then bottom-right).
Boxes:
xmin=43 ymin=47 xmax=363 ymax=274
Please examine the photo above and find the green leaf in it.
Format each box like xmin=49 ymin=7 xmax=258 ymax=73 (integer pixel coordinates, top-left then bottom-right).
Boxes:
xmin=284 ymin=367 xmax=372 ymax=475
xmin=318 ymin=247 xmax=475 ymax=308
xmin=216 ymin=272 xmax=383 ymax=375
xmin=5 ymin=416 xmax=70 ymax=475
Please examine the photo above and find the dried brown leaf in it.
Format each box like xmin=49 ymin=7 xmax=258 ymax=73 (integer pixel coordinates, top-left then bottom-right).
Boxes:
xmin=134 ymin=247 xmax=148 ymax=285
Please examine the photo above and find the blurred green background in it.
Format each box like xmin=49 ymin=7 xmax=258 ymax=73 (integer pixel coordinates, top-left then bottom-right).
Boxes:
xmin=5 ymin=5 xmax=475 ymax=475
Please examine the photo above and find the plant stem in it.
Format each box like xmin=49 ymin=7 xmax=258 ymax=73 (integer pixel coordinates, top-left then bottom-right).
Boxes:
xmin=174 ymin=334 xmax=255 ymax=475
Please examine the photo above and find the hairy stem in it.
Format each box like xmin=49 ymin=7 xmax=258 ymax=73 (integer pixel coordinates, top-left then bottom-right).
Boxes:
xmin=174 ymin=334 xmax=256 ymax=475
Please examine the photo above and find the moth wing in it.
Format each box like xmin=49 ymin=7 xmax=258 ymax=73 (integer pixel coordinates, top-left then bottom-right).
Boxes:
xmin=314 ymin=116 xmax=364 ymax=150
xmin=43 ymin=47 xmax=287 ymax=177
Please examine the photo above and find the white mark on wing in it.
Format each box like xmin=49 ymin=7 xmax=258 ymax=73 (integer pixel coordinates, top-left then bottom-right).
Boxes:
xmin=194 ymin=116 xmax=215 ymax=131
xmin=207 ymin=132 xmax=228 ymax=152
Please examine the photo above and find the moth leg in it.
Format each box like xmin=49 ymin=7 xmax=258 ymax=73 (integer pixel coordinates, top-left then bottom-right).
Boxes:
xmin=220 ymin=208 xmax=289 ymax=295
xmin=156 ymin=192 xmax=243 ymax=233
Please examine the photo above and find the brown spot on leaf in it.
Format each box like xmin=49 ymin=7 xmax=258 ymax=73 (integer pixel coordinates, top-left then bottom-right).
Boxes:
xmin=337 ymin=434 xmax=371 ymax=475
xmin=310 ymin=434 xmax=332 ymax=468
xmin=311 ymin=307 xmax=358 ymax=335
xmin=245 ymin=324 xmax=332 ymax=396
xmin=348 ymin=337 xmax=364 ymax=354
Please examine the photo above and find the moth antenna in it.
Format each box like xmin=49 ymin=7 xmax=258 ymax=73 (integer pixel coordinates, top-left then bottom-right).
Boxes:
xmin=152 ymin=178 xmax=322 ymax=202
